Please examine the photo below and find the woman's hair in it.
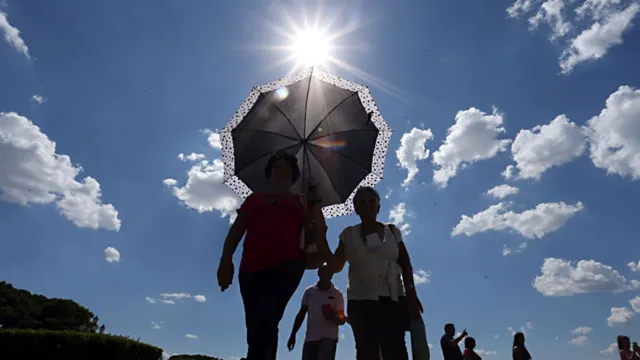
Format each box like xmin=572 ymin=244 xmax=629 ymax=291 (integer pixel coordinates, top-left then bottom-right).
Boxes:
xmin=352 ymin=186 xmax=380 ymax=206
xmin=512 ymin=332 xmax=530 ymax=360
xmin=464 ymin=337 xmax=475 ymax=349
xmin=618 ymin=335 xmax=630 ymax=350
xmin=264 ymin=151 xmax=300 ymax=184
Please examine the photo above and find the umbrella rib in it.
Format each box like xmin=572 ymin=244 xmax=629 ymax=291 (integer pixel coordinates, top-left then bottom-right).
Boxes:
xmin=307 ymin=92 xmax=360 ymax=139
xmin=302 ymin=70 xmax=313 ymax=139
xmin=270 ymin=102 xmax=303 ymax=140
xmin=307 ymin=142 xmax=376 ymax=184
xmin=310 ymin=128 xmax=379 ymax=142
xmin=305 ymin=144 xmax=342 ymax=203
xmin=233 ymin=143 xmax=301 ymax=176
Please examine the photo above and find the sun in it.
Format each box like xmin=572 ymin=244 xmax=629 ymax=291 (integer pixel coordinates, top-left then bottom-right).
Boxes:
xmin=292 ymin=29 xmax=330 ymax=67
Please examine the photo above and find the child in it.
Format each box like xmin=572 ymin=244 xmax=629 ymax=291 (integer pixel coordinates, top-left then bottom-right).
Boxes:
xmin=463 ymin=337 xmax=482 ymax=360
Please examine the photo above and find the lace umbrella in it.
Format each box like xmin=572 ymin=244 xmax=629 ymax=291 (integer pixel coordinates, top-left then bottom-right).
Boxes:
xmin=219 ymin=67 xmax=392 ymax=218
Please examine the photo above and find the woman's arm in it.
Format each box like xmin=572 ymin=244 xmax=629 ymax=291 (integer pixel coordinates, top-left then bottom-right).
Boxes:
xmin=398 ymin=241 xmax=416 ymax=291
xmin=310 ymin=202 xmax=332 ymax=261
xmin=328 ymin=241 xmax=347 ymax=274
xmin=220 ymin=211 xmax=248 ymax=263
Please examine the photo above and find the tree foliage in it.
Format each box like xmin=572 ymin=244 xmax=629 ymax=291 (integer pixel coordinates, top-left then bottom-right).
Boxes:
xmin=0 ymin=329 xmax=162 ymax=360
xmin=168 ymin=356 xmax=246 ymax=360
xmin=0 ymin=281 xmax=102 ymax=332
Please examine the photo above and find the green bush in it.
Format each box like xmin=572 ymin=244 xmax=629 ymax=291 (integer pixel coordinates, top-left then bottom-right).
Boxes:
xmin=0 ymin=329 xmax=163 ymax=360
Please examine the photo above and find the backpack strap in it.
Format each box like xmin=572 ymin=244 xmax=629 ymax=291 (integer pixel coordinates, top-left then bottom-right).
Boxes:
xmin=386 ymin=223 xmax=402 ymax=243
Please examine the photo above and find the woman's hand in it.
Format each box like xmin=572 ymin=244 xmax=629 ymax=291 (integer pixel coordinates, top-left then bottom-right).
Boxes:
xmin=217 ymin=258 xmax=234 ymax=292
xmin=407 ymin=291 xmax=424 ymax=319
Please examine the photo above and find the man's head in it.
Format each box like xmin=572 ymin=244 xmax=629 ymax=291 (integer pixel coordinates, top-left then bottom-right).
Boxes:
xmin=317 ymin=263 xmax=333 ymax=284
xmin=444 ymin=323 xmax=455 ymax=337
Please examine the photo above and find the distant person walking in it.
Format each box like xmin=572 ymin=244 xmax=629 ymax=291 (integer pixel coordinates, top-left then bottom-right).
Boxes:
xmin=441 ymin=324 xmax=467 ymax=360
xmin=618 ymin=335 xmax=640 ymax=360
xmin=328 ymin=186 xmax=424 ymax=360
xmin=463 ymin=337 xmax=481 ymax=360
xmin=512 ymin=332 xmax=532 ymax=360
xmin=287 ymin=264 xmax=346 ymax=360
xmin=217 ymin=152 xmax=328 ymax=360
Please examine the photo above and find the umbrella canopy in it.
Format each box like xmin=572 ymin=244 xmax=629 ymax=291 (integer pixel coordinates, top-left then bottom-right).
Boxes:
xmin=220 ymin=67 xmax=391 ymax=218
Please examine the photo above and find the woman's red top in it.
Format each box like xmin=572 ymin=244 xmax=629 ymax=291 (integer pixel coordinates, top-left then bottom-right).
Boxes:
xmin=239 ymin=192 xmax=305 ymax=273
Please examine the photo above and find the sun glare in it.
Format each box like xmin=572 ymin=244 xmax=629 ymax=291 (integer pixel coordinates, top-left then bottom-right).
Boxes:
xmin=292 ymin=29 xmax=330 ymax=67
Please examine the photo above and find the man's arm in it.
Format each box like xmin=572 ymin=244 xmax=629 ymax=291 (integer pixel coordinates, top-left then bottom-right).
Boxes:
xmin=452 ymin=331 xmax=467 ymax=345
xmin=290 ymin=305 xmax=308 ymax=337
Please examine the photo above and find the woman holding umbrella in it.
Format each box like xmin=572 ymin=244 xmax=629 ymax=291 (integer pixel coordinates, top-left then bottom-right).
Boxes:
xmin=217 ymin=151 xmax=329 ymax=360
xmin=328 ymin=186 xmax=424 ymax=360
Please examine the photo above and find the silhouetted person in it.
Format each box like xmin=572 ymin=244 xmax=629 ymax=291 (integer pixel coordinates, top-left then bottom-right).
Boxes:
xmin=328 ymin=187 xmax=424 ymax=360
xmin=618 ymin=335 xmax=640 ymax=360
xmin=287 ymin=264 xmax=345 ymax=360
xmin=463 ymin=337 xmax=481 ymax=360
xmin=441 ymin=323 xmax=467 ymax=360
xmin=512 ymin=332 xmax=531 ymax=360
xmin=217 ymin=151 xmax=329 ymax=360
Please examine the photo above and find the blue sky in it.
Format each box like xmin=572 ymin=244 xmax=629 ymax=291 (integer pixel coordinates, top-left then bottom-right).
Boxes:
xmin=1 ymin=0 xmax=640 ymax=359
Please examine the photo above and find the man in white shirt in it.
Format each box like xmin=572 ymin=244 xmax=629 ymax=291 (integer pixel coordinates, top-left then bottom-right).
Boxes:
xmin=287 ymin=264 xmax=346 ymax=360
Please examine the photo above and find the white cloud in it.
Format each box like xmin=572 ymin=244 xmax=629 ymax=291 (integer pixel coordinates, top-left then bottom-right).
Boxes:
xmin=502 ymin=165 xmax=516 ymax=180
xmin=507 ymin=0 xmax=538 ymax=18
xmin=532 ymin=258 xmax=640 ymax=296
xmin=600 ymin=342 xmax=618 ymax=355
xmin=0 ymin=10 xmax=30 ymax=58
xmin=576 ymin=0 xmax=622 ymax=20
xmin=104 ymin=247 xmax=120 ymax=263
xmin=526 ymin=321 xmax=533 ymax=330
xmin=476 ymin=349 xmax=497 ymax=356
xmin=452 ymin=201 xmax=583 ymax=239
xmin=0 ymin=112 xmax=121 ymax=230
xmin=194 ymin=295 xmax=207 ymax=303
xmin=31 ymin=94 xmax=45 ymax=104
xmin=503 ymin=242 xmax=528 ymax=256
xmin=560 ymin=3 xmax=640 ymax=73
xmin=389 ymin=202 xmax=411 ymax=235
xmin=569 ymin=335 xmax=589 ymax=345
xmin=185 ymin=334 xmax=199 ymax=340
xmin=608 ymin=307 xmax=635 ymax=327
xmin=163 ymin=300 xmax=176 ymax=305
xmin=432 ymin=107 xmax=511 ymax=187
xmin=396 ymin=128 xmax=434 ymax=187
xmin=161 ymin=293 xmax=191 ymax=300
xmin=145 ymin=297 xmax=156 ymax=304
xmin=204 ymin=129 xmax=221 ymax=150
xmin=629 ymin=261 xmax=640 ymax=272
xmin=510 ymin=115 xmax=586 ymax=180
xmin=163 ymin=178 xmax=177 ymax=187
xmin=528 ymin=0 xmax=572 ymax=40
xmin=571 ymin=326 xmax=592 ymax=335
xmin=486 ymin=184 xmax=519 ymax=199
xmin=151 ymin=321 xmax=163 ymax=330
xmin=585 ymin=86 xmax=640 ymax=179
xmin=413 ymin=270 xmax=431 ymax=285
xmin=503 ymin=246 xmax=513 ymax=256
xmin=494 ymin=334 xmax=500 ymax=339
xmin=508 ymin=325 xmax=528 ymax=335
xmin=178 ymin=153 xmax=206 ymax=162
xmin=165 ymin=159 xmax=241 ymax=223
xmin=630 ymin=296 xmax=640 ymax=312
